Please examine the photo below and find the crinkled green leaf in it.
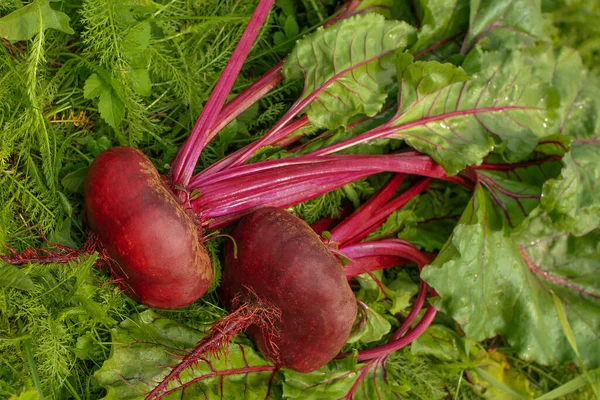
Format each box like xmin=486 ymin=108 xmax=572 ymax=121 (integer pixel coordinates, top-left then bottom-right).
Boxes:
xmin=0 ymin=264 xmax=35 ymax=290
xmin=389 ymin=49 xmax=559 ymax=174
xmin=542 ymin=146 xmax=600 ymax=236
xmin=283 ymin=14 xmax=416 ymax=130
xmin=422 ymin=185 xmax=600 ymax=367
xmin=0 ymin=0 xmax=74 ymax=41
xmin=283 ymin=358 xmax=400 ymax=399
xmin=397 ymin=53 xmax=470 ymax=96
xmin=547 ymin=47 xmax=586 ymax=124
xmin=421 ymin=56 xmax=600 ymax=366
xmin=410 ymin=0 xmax=469 ymax=55
xmin=354 ymin=266 xmax=418 ymax=314
xmin=462 ymin=0 xmax=546 ymax=53
xmin=355 ymin=0 xmax=410 ymax=20
xmin=95 ymin=310 xmax=277 ymax=399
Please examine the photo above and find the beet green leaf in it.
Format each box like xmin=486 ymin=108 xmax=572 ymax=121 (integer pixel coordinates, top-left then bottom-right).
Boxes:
xmin=283 ymin=14 xmax=416 ymax=130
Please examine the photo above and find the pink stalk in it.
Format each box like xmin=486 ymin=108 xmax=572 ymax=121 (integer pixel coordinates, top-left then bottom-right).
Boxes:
xmin=192 ymin=97 xmax=313 ymax=179
xmin=170 ymin=0 xmax=276 ymax=186
xmin=330 ymin=178 xmax=433 ymax=247
xmin=272 ymin=116 xmax=315 ymax=148
xmin=201 ymin=173 xmax=370 ymax=228
xmin=187 ymin=155 xmax=468 ymax=227
xmin=190 ymin=153 xmax=462 ymax=189
xmin=198 ymin=115 xmax=311 ymax=179
xmin=341 ymin=239 xmax=431 ymax=266
xmin=210 ymin=60 xmax=286 ymax=138
xmin=203 ymin=50 xmax=399 ymax=174
xmin=339 ymin=239 xmax=429 ymax=280
xmin=329 ymin=174 xmax=407 ymax=244
xmin=337 ymin=240 xmax=434 ymax=361
xmin=190 ymin=0 xmax=363 ymax=181
xmin=342 ymin=255 xmax=408 ymax=279
xmin=189 ymin=19 xmax=471 ymax=190
xmin=345 ymin=178 xmax=433 ymax=244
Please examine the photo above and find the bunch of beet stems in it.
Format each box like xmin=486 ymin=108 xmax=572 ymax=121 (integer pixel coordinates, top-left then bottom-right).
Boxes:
xmin=0 ymin=0 xmax=474 ymax=283
xmin=150 ymin=173 xmax=437 ymax=399
xmin=319 ymin=173 xmax=437 ymax=362
xmin=314 ymin=174 xmax=438 ymax=389
xmin=163 ymin=0 xmax=474 ymax=229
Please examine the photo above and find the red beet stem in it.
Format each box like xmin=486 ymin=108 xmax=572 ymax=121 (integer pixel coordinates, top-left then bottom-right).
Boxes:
xmin=188 ymin=0 xmax=363 ymax=182
xmin=342 ymin=255 xmax=409 ymax=279
xmin=170 ymin=0 xmax=276 ymax=186
xmin=188 ymin=155 xmax=465 ymax=228
xmin=191 ymin=153 xmax=458 ymax=190
xmin=336 ymin=240 xmax=434 ymax=360
xmin=211 ymin=60 xmax=285 ymax=139
xmin=339 ymin=239 xmax=427 ymax=279
xmin=341 ymin=239 xmax=431 ymax=266
xmin=310 ymin=205 xmax=354 ymax=235
xmin=349 ymin=178 xmax=433 ymax=243
xmin=330 ymin=177 xmax=433 ymax=246
xmin=203 ymin=47 xmax=401 ymax=174
xmin=197 ymin=115 xmax=311 ymax=180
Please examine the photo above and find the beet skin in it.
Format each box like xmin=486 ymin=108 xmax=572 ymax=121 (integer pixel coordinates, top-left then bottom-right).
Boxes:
xmin=222 ymin=207 xmax=357 ymax=372
xmin=84 ymin=147 xmax=212 ymax=309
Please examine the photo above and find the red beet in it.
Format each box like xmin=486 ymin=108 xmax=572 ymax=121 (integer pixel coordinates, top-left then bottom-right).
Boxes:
xmin=84 ymin=147 xmax=212 ymax=309
xmin=221 ymin=207 xmax=357 ymax=372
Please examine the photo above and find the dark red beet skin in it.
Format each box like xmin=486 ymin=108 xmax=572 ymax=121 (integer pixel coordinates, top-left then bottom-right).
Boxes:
xmin=222 ymin=207 xmax=357 ymax=372
xmin=84 ymin=147 xmax=212 ymax=309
